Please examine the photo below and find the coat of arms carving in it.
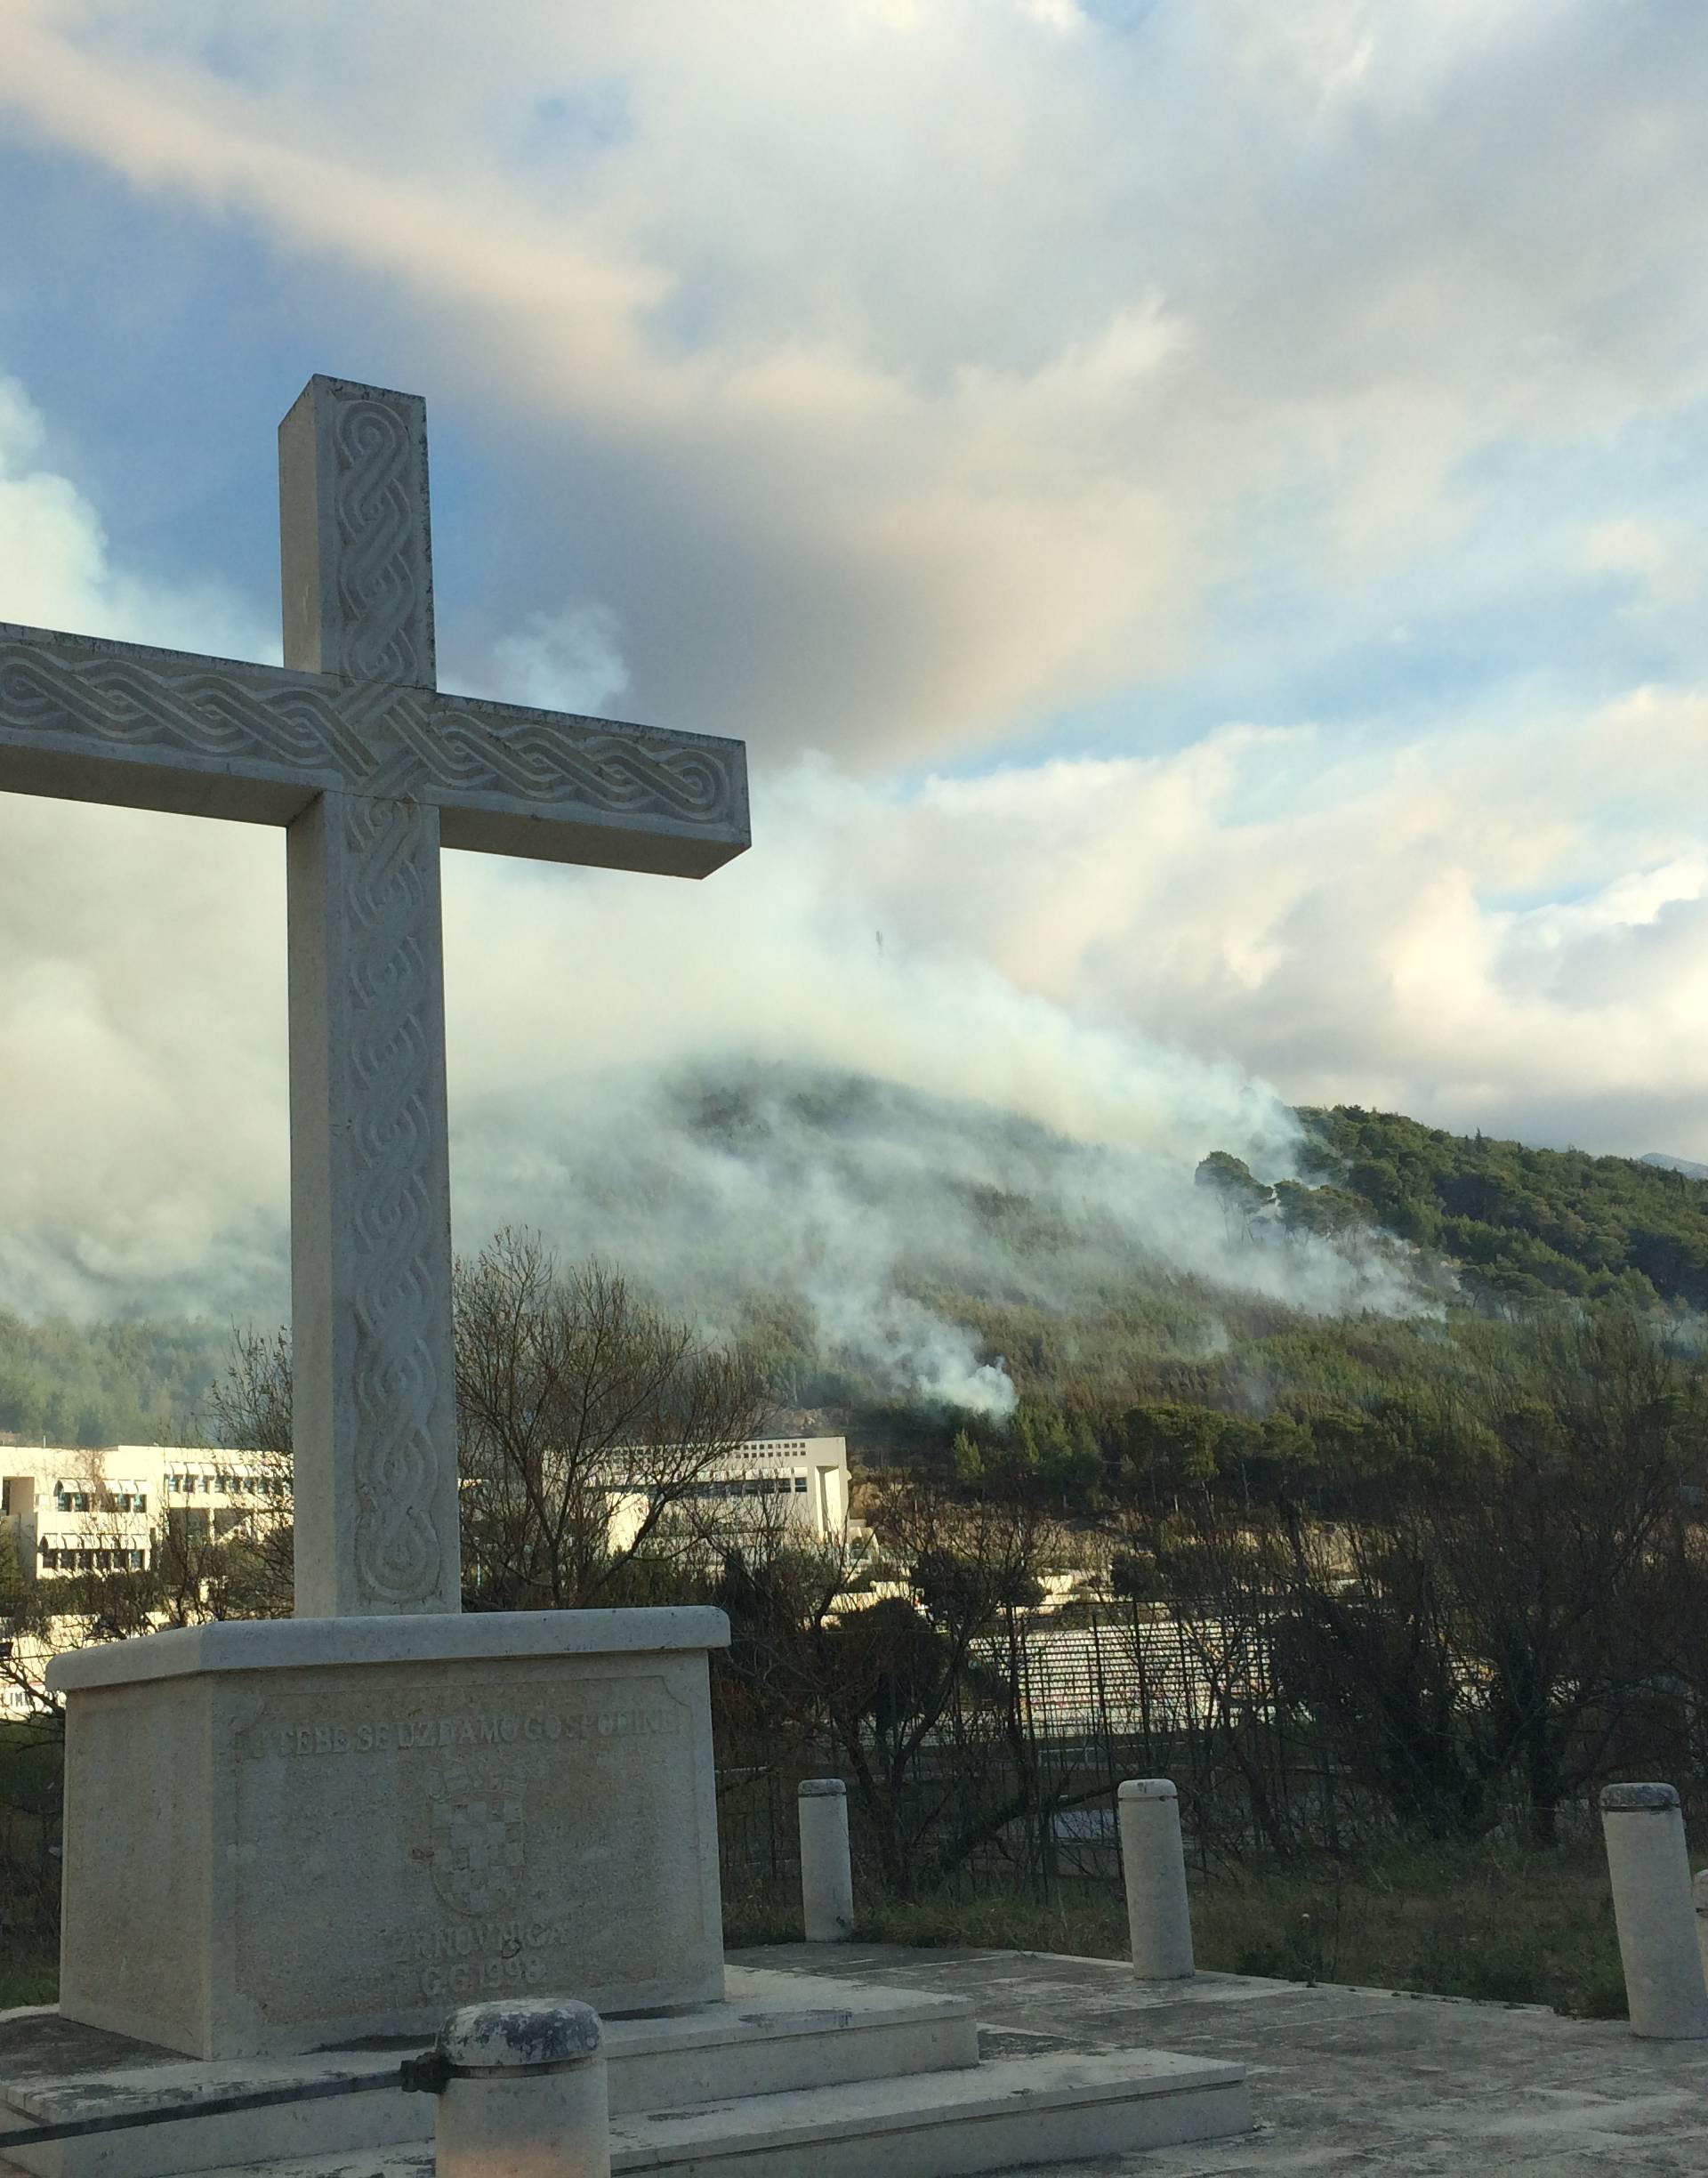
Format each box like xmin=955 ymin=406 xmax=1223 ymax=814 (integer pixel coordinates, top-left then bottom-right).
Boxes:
xmin=427 ymin=1764 xmax=526 ymax=1916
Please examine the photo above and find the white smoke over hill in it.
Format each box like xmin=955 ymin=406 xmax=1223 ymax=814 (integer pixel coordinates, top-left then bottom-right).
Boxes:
xmin=455 ymin=1061 xmax=1441 ymax=1416
xmin=0 ymin=366 xmax=1441 ymax=1402
xmin=0 ymin=751 xmax=1442 ymax=1408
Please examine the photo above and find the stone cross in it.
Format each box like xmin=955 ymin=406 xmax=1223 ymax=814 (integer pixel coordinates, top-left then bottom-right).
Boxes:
xmin=0 ymin=375 xmax=749 ymax=1620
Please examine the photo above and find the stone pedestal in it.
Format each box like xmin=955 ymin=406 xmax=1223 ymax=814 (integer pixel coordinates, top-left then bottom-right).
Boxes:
xmin=46 ymin=1608 xmax=729 ymax=2060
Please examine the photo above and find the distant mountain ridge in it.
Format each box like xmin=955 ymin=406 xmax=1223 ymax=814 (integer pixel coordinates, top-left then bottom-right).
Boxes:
xmin=1641 ymin=1152 xmax=1708 ymax=1182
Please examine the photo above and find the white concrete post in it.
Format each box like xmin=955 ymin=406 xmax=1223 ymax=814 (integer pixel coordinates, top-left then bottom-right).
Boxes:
xmin=1599 ymin=1785 xmax=1708 ymax=2039
xmin=1695 ymin=1867 xmax=1708 ymax=1995
xmin=431 ymin=1999 xmax=609 ymax=2178
xmin=1118 ymin=1778 xmax=1195 ymax=1980
xmin=799 ymin=1777 xmax=855 ymax=1941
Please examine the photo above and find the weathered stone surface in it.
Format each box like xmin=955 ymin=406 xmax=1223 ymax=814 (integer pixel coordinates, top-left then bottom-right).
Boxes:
xmin=1599 ymin=1779 xmax=1708 ymax=2038
xmin=0 ymin=1957 xmax=1245 ymax=2178
xmin=797 ymin=1779 xmax=854 ymax=1943
xmin=1118 ymin=1777 xmax=1196 ymax=1981
xmin=7 ymin=375 xmax=757 ymax=2069
xmin=48 ymin=1612 xmax=729 ymax=2060
xmin=1600 ymin=1780 xmax=1681 ymax=1812
xmin=438 ymin=1998 xmax=604 ymax=2072
xmin=286 ymin=787 xmax=458 ymax=1618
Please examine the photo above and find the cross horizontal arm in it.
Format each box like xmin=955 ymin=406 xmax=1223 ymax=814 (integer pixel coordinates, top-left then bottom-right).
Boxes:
xmin=0 ymin=620 xmax=748 ymax=878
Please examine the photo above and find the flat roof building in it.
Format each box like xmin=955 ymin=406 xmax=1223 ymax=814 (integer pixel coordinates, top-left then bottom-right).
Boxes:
xmin=607 ymin=1434 xmax=850 ymax=1553
xmin=0 ymin=1444 xmax=284 ymax=1584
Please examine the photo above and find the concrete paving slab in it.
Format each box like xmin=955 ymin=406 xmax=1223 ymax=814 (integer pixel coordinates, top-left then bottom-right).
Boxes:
xmin=731 ymin=1944 xmax=1708 ymax=2174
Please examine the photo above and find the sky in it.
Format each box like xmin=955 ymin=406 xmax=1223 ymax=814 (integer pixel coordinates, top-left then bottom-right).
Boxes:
xmin=1 ymin=0 xmax=1706 ymax=1341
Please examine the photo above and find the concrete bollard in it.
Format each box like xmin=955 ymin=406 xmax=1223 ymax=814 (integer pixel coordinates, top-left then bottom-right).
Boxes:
xmin=423 ymin=1998 xmax=610 ymax=2178
xmin=1117 ymin=1778 xmax=1195 ymax=1980
xmin=1696 ymin=1867 xmax=1708 ymax=1993
xmin=799 ymin=1777 xmax=856 ymax=1941
xmin=1599 ymin=1785 xmax=1708 ymax=2039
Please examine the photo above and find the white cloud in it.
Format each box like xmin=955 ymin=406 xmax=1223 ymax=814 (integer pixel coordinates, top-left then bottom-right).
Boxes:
xmin=4 ymin=4 xmax=1708 ymax=754
xmin=487 ymin=602 xmax=631 ymax=716
xmin=0 ymin=373 xmax=271 ymax=660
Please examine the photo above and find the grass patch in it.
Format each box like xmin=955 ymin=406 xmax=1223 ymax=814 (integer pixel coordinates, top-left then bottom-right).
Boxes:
xmin=0 ymin=1946 xmax=56 ymax=2012
xmin=1188 ymin=1841 xmax=1629 ymax=2020
xmin=730 ymin=1839 xmax=1632 ymax=2021
xmin=7 ymin=1837 xmax=1633 ymax=2022
xmin=0 ymin=1717 xmax=62 ymax=2007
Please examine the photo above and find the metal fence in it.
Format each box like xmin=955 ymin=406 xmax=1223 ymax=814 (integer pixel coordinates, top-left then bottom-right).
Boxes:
xmin=711 ymin=1601 xmax=1664 ymax=1917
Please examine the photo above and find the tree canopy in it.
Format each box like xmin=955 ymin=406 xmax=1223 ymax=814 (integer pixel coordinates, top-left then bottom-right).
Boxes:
xmin=1295 ymin=1106 xmax=1708 ymax=1308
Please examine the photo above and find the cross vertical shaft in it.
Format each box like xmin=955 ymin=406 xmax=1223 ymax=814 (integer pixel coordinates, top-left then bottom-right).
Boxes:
xmin=280 ymin=378 xmax=461 ymax=1617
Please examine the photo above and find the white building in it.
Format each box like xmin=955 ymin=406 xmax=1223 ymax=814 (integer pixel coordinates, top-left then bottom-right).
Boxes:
xmin=0 ymin=1444 xmax=281 ymax=1580
xmin=607 ymin=1434 xmax=850 ymax=1552
xmin=0 ymin=1446 xmax=271 ymax=1715
xmin=1 ymin=1434 xmax=850 ymax=1580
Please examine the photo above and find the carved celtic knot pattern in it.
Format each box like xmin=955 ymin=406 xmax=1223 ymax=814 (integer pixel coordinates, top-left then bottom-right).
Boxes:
xmin=0 ymin=631 xmax=745 ymax=836
xmin=341 ymin=795 xmax=448 ymax=1607
xmin=0 ymin=639 xmax=363 ymax=780
xmin=333 ymin=399 xmax=428 ymax=687
xmin=390 ymin=708 xmax=735 ymax=822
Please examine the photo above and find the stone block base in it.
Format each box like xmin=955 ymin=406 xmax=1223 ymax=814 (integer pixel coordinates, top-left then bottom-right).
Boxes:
xmin=46 ymin=1609 xmax=729 ymax=2059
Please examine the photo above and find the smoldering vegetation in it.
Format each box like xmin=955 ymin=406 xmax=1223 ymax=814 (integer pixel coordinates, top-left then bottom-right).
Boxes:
xmin=0 ymin=1060 xmax=1452 ymax=1436
xmin=452 ymin=1061 xmax=1449 ymax=1416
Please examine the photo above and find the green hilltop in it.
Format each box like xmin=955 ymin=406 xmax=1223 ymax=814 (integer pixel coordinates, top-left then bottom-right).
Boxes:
xmin=817 ymin=1105 xmax=1708 ymax=1488
xmin=1293 ymin=1106 xmax=1708 ymax=1311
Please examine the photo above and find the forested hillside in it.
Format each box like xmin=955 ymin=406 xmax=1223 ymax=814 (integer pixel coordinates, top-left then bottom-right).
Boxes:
xmin=1294 ymin=1107 xmax=1708 ymax=1308
xmin=3 ymin=1101 xmax=1705 ymax=1461
xmin=839 ymin=1106 xmax=1708 ymax=1497
xmin=0 ymin=1315 xmax=228 ymax=1448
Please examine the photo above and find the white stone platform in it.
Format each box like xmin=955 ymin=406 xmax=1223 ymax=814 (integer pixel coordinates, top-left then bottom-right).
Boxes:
xmin=0 ymin=1964 xmax=1249 ymax=2178
xmin=47 ymin=1609 xmax=729 ymax=2059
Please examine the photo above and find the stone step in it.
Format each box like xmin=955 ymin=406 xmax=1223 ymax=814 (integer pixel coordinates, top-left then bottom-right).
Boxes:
xmin=609 ymin=2046 xmax=1251 ymax=2177
xmin=603 ymin=1966 xmax=980 ymax=2110
xmin=0 ymin=1972 xmax=978 ymax=2178
xmin=132 ymin=2046 xmax=1251 ymax=2178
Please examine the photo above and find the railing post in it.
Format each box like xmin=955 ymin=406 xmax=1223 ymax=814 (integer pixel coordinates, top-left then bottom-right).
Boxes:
xmin=1695 ymin=1867 xmax=1708 ymax=1992
xmin=1118 ymin=1778 xmax=1195 ymax=1980
xmin=1599 ymin=1785 xmax=1708 ymax=2039
xmin=798 ymin=1777 xmax=855 ymax=1941
xmin=411 ymin=1998 xmax=610 ymax=2178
